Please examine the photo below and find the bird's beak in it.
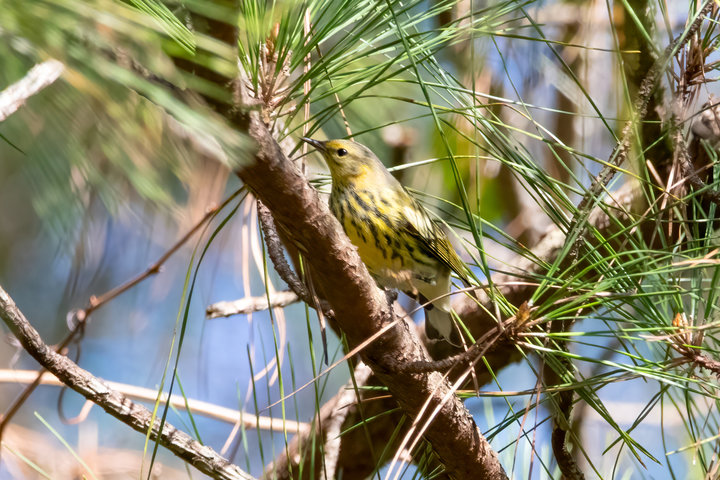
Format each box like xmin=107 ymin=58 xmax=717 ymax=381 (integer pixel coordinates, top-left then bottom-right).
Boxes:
xmin=300 ymin=137 xmax=326 ymax=152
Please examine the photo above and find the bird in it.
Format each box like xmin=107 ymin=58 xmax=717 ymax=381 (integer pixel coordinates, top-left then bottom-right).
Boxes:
xmin=301 ymin=137 xmax=472 ymax=346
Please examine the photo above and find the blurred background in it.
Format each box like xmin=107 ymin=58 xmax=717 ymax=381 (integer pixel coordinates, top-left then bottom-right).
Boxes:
xmin=1 ymin=1 xmax=719 ymax=479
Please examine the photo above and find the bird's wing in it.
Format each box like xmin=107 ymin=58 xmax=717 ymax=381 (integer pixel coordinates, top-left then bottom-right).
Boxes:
xmin=400 ymin=193 xmax=472 ymax=286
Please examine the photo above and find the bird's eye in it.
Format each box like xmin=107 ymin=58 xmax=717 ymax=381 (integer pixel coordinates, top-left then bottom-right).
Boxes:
xmin=337 ymin=148 xmax=348 ymax=157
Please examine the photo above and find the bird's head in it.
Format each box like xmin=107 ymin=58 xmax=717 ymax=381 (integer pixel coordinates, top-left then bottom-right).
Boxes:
xmin=301 ymin=137 xmax=388 ymax=186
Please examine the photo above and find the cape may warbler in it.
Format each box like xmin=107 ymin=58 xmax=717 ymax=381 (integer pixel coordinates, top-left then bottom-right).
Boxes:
xmin=301 ymin=137 xmax=471 ymax=345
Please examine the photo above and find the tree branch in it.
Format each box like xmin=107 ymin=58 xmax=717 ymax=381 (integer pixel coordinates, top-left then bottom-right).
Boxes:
xmin=0 ymin=286 xmax=256 ymax=480
xmin=236 ymin=111 xmax=508 ymax=479
xmin=0 ymin=60 xmax=64 ymax=122
xmin=1 ymin=194 xmax=236 ymax=437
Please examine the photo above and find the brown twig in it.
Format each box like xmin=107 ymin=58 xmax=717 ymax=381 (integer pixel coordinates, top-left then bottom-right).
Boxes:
xmin=669 ymin=314 xmax=720 ymax=376
xmin=0 ymin=286 xmax=256 ymax=480
xmin=676 ymin=347 xmax=720 ymax=377
xmin=256 ymin=198 xmax=333 ymax=363
xmin=567 ymin=0 xmax=714 ymax=258
xmin=687 ymin=351 xmax=720 ymax=376
xmin=256 ymin=200 xmax=335 ymax=320
xmin=256 ymin=201 xmax=311 ymax=298
xmin=398 ymin=303 xmax=529 ymax=374
xmin=0 ymin=192 xmax=241 ymax=437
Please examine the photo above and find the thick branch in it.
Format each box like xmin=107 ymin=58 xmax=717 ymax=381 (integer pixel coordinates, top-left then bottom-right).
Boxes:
xmin=236 ymin=113 xmax=508 ymax=479
xmin=0 ymin=286 xmax=256 ymax=480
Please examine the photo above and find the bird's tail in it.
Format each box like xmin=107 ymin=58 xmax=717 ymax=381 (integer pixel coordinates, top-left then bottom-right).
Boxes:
xmin=424 ymin=305 xmax=462 ymax=347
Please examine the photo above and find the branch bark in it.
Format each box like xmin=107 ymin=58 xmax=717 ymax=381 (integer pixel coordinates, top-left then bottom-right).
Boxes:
xmin=236 ymin=111 xmax=508 ymax=479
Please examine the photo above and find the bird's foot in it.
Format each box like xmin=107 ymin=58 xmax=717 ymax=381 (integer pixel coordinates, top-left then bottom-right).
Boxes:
xmin=384 ymin=288 xmax=398 ymax=303
xmin=383 ymin=288 xmax=398 ymax=312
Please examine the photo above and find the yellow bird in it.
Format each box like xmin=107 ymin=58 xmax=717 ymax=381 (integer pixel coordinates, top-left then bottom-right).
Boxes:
xmin=302 ymin=137 xmax=471 ymax=345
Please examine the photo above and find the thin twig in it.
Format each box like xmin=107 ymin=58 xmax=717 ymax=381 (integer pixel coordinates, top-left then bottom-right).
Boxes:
xmin=399 ymin=301 xmax=531 ymax=374
xmin=256 ymin=201 xmax=310 ymax=299
xmin=0 ymin=286 xmax=256 ymax=480
xmin=80 ymin=196 xmax=239 ymax=314
xmin=686 ymin=351 xmax=720 ymax=376
xmin=568 ymin=1 xmax=714 ymax=257
xmin=671 ymin=343 xmax=720 ymax=377
xmin=0 ymin=369 xmax=309 ymax=433
xmin=0 ymin=192 xmax=241 ymax=436
xmin=256 ymin=200 xmax=334 ymax=319
xmin=206 ymin=290 xmax=300 ymax=318
xmin=256 ymin=199 xmax=332 ymax=363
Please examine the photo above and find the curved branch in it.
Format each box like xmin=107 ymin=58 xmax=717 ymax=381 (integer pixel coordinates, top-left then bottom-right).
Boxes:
xmin=236 ymin=112 xmax=508 ymax=479
xmin=0 ymin=286 xmax=256 ymax=480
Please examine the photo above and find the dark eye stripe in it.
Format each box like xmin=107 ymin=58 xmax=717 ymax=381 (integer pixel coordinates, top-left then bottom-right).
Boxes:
xmin=337 ymin=148 xmax=348 ymax=156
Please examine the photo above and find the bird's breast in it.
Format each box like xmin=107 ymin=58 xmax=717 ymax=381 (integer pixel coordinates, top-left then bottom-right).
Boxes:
xmin=329 ymin=187 xmax=441 ymax=291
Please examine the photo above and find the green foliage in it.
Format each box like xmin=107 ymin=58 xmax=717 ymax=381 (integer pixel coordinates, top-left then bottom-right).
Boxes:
xmin=0 ymin=0 xmax=248 ymax=236
xmin=2 ymin=0 xmax=720 ymax=478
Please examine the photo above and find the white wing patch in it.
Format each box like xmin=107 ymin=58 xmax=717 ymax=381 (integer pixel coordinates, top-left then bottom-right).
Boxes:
xmin=403 ymin=204 xmax=434 ymax=235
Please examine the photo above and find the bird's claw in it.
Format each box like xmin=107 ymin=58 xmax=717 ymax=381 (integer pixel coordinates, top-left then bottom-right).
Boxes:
xmin=384 ymin=288 xmax=398 ymax=310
